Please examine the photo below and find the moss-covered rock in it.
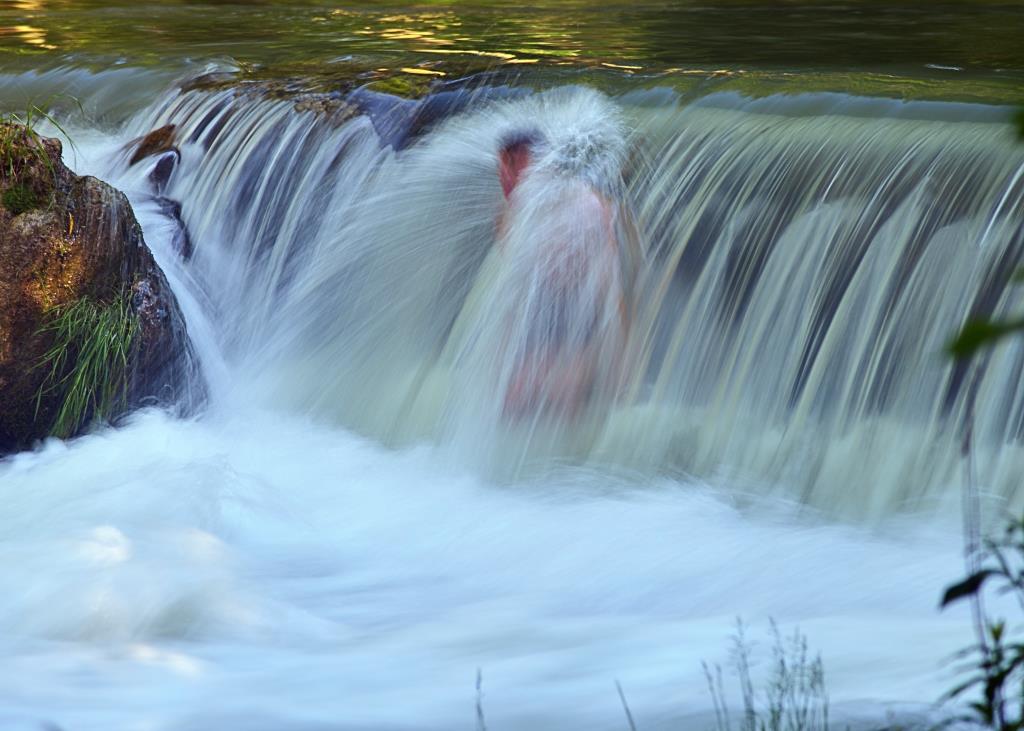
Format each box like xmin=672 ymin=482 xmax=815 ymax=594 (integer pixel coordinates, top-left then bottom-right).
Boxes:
xmin=0 ymin=124 xmax=204 ymax=454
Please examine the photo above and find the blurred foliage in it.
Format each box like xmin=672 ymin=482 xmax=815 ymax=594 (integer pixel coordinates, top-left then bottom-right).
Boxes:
xmin=941 ymin=514 xmax=1024 ymax=729
xmin=949 ymin=316 xmax=1024 ymax=361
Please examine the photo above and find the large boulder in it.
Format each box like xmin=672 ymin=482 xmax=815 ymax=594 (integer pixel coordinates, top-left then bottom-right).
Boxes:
xmin=0 ymin=123 xmax=203 ymax=454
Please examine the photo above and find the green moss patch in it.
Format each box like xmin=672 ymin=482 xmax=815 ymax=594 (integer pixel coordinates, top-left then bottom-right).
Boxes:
xmin=2 ymin=182 xmax=42 ymax=215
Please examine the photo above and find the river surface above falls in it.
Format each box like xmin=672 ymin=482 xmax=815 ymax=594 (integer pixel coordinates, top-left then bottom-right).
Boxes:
xmin=2 ymin=2 xmax=1024 ymax=730
xmin=3 ymin=0 xmax=1024 ymax=104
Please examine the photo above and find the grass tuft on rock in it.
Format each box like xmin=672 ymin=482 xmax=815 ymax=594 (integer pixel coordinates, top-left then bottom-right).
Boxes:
xmin=34 ymin=294 xmax=137 ymax=439
xmin=0 ymin=103 xmax=78 ymax=215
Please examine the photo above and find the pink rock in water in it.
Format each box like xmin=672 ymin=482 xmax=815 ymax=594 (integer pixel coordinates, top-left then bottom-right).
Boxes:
xmin=494 ymin=129 xmax=633 ymax=421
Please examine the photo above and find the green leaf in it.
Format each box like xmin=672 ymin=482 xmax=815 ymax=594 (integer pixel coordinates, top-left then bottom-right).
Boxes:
xmin=947 ymin=318 xmax=1024 ymax=360
xmin=941 ymin=570 xmax=997 ymax=608
xmin=944 ymin=673 xmax=984 ymax=700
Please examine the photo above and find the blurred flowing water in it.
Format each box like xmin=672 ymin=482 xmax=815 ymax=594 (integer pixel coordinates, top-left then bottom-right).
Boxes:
xmin=2 ymin=2 xmax=1024 ymax=729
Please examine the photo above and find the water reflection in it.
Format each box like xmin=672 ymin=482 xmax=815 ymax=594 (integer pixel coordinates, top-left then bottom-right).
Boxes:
xmin=399 ymin=67 xmax=445 ymax=77
xmin=0 ymin=23 xmax=55 ymax=50
xmin=0 ymin=1 xmax=1021 ymax=104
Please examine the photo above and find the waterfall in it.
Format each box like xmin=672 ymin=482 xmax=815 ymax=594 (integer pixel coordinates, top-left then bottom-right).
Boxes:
xmin=118 ymin=83 xmax=1024 ymax=519
xmin=3 ymin=63 xmax=1020 ymax=729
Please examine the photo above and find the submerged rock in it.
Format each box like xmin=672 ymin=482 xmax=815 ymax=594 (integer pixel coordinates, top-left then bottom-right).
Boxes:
xmin=127 ymin=123 xmax=178 ymax=166
xmin=123 ymin=124 xmax=194 ymax=259
xmin=348 ymin=82 xmax=529 ymax=150
xmin=0 ymin=123 xmax=203 ymax=455
xmin=125 ymin=124 xmax=181 ymax=192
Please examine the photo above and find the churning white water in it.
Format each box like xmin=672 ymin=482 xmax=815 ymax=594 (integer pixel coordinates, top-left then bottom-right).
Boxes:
xmin=2 ymin=73 xmax=1022 ymax=729
xmin=0 ymin=407 xmax=974 ymax=731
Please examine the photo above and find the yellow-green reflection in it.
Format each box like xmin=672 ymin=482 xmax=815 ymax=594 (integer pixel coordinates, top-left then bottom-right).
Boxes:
xmin=0 ymin=23 xmax=56 ymax=50
xmin=0 ymin=0 xmax=1021 ymax=105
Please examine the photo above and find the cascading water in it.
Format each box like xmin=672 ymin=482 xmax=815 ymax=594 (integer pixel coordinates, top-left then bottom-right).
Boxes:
xmin=1 ymin=64 xmax=1022 ymax=730
xmin=630 ymin=99 xmax=1024 ymax=517
xmin=124 ymin=82 xmax=1024 ymax=517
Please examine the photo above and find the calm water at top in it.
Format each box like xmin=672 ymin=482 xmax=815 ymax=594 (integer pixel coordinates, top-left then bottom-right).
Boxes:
xmin=1 ymin=0 xmax=1023 ymax=104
